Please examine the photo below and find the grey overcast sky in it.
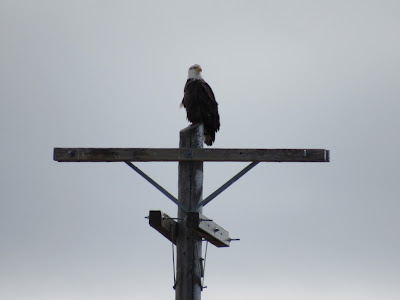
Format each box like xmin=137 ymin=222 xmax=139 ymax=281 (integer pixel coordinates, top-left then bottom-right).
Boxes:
xmin=1 ymin=1 xmax=399 ymax=299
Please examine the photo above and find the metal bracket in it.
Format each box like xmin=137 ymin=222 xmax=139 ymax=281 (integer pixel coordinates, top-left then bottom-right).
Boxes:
xmin=192 ymin=161 xmax=259 ymax=211
xmin=125 ymin=161 xmax=188 ymax=212
xmin=125 ymin=161 xmax=259 ymax=212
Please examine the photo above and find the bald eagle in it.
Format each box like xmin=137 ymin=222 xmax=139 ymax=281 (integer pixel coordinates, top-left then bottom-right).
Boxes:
xmin=180 ymin=64 xmax=220 ymax=146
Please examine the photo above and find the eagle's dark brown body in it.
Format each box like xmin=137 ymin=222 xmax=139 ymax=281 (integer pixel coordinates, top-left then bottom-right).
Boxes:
xmin=181 ymin=78 xmax=220 ymax=146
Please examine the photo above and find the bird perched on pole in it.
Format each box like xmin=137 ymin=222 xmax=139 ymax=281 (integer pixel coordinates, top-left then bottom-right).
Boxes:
xmin=180 ymin=64 xmax=220 ymax=146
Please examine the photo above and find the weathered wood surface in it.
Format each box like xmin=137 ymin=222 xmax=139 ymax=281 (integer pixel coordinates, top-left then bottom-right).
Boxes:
xmin=187 ymin=212 xmax=230 ymax=248
xmin=176 ymin=124 xmax=203 ymax=300
xmin=54 ymin=147 xmax=329 ymax=162
xmin=148 ymin=210 xmax=177 ymax=245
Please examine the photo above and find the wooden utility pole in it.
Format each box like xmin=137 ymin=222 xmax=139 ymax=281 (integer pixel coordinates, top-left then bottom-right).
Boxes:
xmin=176 ymin=124 xmax=203 ymax=300
xmin=53 ymin=124 xmax=330 ymax=300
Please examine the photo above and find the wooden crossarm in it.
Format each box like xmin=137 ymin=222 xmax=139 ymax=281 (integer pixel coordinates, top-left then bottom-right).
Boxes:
xmin=187 ymin=212 xmax=230 ymax=248
xmin=54 ymin=148 xmax=329 ymax=162
xmin=148 ymin=210 xmax=178 ymax=245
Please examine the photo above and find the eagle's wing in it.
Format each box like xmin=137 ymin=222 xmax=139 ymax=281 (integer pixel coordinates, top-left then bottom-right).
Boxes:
xmin=182 ymin=79 xmax=220 ymax=145
xmin=199 ymin=80 xmax=220 ymax=133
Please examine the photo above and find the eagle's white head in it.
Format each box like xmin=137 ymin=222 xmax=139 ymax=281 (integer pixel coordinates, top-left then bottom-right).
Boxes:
xmin=188 ymin=64 xmax=203 ymax=80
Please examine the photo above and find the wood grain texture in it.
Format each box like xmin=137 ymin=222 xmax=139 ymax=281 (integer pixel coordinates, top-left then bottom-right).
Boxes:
xmin=176 ymin=124 xmax=203 ymax=300
xmin=148 ymin=210 xmax=177 ymax=245
xmin=54 ymin=148 xmax=330 ymax=162
xmin=187 ymin=212 xmax=230 ymax=248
